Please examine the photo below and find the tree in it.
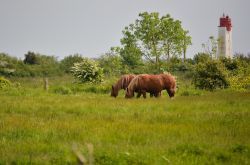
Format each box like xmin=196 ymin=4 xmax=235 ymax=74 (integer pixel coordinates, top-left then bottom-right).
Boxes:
xmin=181 ymin=31 xmax=192 ymax=61
xmin=120 ymin=12 xmax=192 ymax=72
xmin=134 ymin=12 xmax=162 ymax=70
xmin=160 ymin=15 xmax=191 ymax=61
xmin=120 ymin=28 xmax=142 ymax=68
xmin=23 ymin=51 xmax=39 ymax=65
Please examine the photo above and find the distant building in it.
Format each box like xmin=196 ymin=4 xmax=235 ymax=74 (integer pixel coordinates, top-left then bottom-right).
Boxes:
xmin=217 ymin=14 xmax=233 ymax=59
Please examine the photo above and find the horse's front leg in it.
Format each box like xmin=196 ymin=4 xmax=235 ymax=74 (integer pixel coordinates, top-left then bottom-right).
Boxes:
xmin=142 ymin=91 xmax=147 ymax=99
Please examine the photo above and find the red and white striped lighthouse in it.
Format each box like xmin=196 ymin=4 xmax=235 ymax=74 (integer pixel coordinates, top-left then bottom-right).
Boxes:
xmin=217 ymin=14 xmax=233 ymax=59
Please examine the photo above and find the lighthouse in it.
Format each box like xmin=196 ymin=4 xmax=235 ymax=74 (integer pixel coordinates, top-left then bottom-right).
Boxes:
xmin=217 ymin=14 xmax=233 ymax=59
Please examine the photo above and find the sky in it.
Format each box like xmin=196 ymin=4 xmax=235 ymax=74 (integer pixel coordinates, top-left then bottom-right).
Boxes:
xmin=0 ymin=0 xmax=249 ymax=60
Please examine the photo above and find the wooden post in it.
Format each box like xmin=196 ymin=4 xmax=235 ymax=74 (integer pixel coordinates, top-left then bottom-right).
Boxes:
xmin=43 ymin=77 xmax=49 ymax=91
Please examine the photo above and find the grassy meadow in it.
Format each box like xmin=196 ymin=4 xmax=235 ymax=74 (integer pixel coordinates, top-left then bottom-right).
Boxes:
xmin=0 ymin=75 xmax=250 ymax=164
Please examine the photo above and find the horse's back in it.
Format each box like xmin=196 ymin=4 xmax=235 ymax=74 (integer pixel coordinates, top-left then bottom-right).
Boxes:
xmin=136 ymin=74 xmax=162 ymax=92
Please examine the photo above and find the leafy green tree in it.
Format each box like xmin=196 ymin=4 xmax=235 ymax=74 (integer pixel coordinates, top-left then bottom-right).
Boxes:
xmin=71 ymin=58 xmax=103 ymax=83
xmin=23 ymin=51 xmax=39 ymax=65
xmin=160 ymin=14 xmax=192 ymax=61
xmin=120 ymin=28 xmax=142 ymax=67
xmin=120 ymin=12 xmax=191 ymax=72
xmin=60 ymin=54 xmax=84 ymax=73
xmin=181 ymin=31 xmax=192 ymax=61
xmin=134 ymin=12 xmax=162 ymax=69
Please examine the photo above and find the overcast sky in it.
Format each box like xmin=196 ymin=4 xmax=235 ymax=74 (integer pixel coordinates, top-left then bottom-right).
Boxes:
xmin=0 ymin=0 xmax=249 ymax=59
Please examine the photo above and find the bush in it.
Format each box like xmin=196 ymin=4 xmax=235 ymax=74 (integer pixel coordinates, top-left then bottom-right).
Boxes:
xmin=193 ymin=53 xmax=211 ymax=64
xmin=192 ymin=60 xmax=229 ymax=90
xmin=228 ymin=75 xmax=250 ymax=91
xmin=71 ymin=58 xmax=104 ymax=83
xmin=0 ymin=53 xmax=19 ymax=76
xmin=99 ymin=53 xmax=123 ymax=76
xmin=53 ymin=86 xmax=72 ymax=95
xmin=1 ymin=52 xmax=62 ymax=77
xmin=220 ymin=57 xmax=239 ymax=72
xmin=0 ymin=77 xmax=11 ymax=89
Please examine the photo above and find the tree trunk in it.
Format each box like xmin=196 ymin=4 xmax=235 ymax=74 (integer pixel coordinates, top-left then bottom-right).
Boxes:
xmin=183 ymin=48 xmax=186 ymax=62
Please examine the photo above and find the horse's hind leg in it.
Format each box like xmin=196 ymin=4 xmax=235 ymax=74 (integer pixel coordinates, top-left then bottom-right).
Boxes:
xmin=154 ymin=92 xmax=161 ymax=98
xmin=136 ymin=92 xmax=141 ymax=98
xmin=150 ymin=93 xmax=154 ymax=98
xmin=142 ymin=91 xmax=147 ymax=99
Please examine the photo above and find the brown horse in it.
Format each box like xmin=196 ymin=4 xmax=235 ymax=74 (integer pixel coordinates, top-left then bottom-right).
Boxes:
xmin=125 ymin=73 xmax=176 ymax=98
xmin=111 ymin=74 xmax=136 ymax=97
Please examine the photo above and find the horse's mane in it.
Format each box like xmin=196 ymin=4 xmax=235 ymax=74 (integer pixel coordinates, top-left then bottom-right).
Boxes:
xmin=121 ymin=74 xmax=131 ymax=89
xmin=127 ymin=75 xmax=140 ymax=91
xmin=115 ymin=74 xmax=135 ymax=90
xmin=160 ymin=72 xmax=177 ymax=82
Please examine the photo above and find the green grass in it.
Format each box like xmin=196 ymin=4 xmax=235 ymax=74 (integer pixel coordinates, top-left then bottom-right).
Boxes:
xmin=0 ymin=76 xmax=250 ymax=164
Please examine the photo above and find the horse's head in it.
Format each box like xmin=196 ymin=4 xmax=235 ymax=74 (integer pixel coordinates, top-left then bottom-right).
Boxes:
xmin=167 ymin=88 xmax=176 ymax=98
xmin=161 ymin=73 xmax=177 ymax=98
xmin=111 ymin=85 xmax=118 ymax=97
xmin=125 ymin=87 xmax=134 ymax=98
xmin=167 ymin=82 xmax=177 ymax=98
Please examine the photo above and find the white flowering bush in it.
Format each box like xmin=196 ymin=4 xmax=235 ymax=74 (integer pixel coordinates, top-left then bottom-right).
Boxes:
xmin=71 ymin=58 xmax=104 ymax=83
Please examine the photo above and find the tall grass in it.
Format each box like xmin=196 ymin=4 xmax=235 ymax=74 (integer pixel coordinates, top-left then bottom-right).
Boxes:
xmin=0 ymin=76 xmax=250 ymax=164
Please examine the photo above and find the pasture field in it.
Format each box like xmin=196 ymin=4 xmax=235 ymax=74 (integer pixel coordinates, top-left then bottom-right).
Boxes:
xmin=0 ymin=76 xmax=250 ymax=164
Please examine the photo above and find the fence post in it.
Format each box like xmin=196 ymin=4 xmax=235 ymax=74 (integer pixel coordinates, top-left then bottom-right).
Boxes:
xmin=44 ymin=77 xmax=49 ymax=91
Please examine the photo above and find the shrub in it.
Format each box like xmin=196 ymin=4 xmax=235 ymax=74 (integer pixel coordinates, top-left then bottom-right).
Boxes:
xmin=0 ymin=77 xmax=11 ymax=89
xmin=71 ymin=58 xmax=104 ymax=83
xmin=228 ymin=74 xmax=250 ymax=91
xmin=99 ymin=53 xmax=123 ymax=76
xmin=0 ymin=53 xmax=19 ymax=76
xmin=193 ymin=53 xmax=211 ymax=64
xmin=192 ymin=60 xmax=229 ymax=90
xmin=220 ymin=57 xmax=239 ymax=72
xmin=53 ymin=86 xmax=72 ymax=95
